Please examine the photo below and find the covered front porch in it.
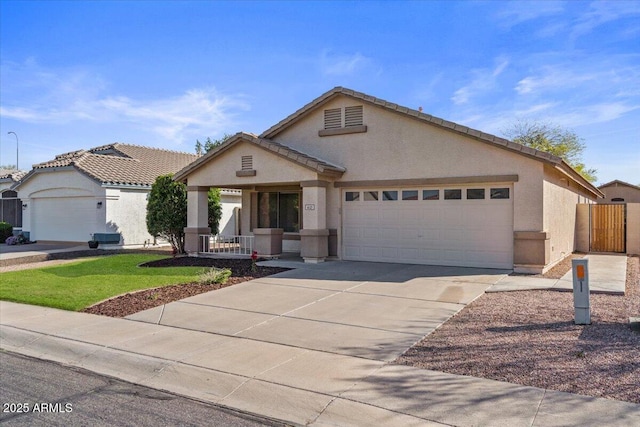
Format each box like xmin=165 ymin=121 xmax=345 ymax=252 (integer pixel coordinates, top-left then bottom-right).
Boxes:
xmin=174 ymin=133 xmax=345 ymax=263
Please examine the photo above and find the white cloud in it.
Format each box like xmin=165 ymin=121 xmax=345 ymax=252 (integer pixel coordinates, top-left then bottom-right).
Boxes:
xmin=571 ymin=1 xmax=640 ymax=39
xmin=320 ymin=51 xmax=376 ymax=76
xmin=494 ymin=1 xmax=564 ymax=28
xmin=515 ymin=67 xmax=598 ymax=95
xmin=447 ymin=50 xmax=640 ymax=144
xmin=451 ymin=56 xmax=509 ymax=105
xmin=0 ymin=60 xmax=249 ymax=143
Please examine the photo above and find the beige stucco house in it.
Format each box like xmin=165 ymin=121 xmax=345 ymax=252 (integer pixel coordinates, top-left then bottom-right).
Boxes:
xmin=13 ymin=144 xmax=241 ymax=246
xmin=598 ymin=180 xmax=640 ymax=203
xmin=175 ymin=87 xmax=602 ymax=273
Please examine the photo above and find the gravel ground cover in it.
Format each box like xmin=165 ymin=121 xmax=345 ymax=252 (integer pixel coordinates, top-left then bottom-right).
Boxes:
xmin=81 ymin=257 xmax=288 ymax=317
xmin=396 ymin=256 xmax=640 ymax=403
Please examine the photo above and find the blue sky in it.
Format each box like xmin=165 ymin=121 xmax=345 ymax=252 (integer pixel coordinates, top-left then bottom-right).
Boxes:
xmin=1 ymin=0 xmax=638 ymax=185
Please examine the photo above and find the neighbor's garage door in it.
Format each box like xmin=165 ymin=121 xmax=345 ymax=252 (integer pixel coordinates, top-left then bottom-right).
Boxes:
xmin=342 ymin=186 xmax=513 ymax=269
xmin=32 ymin=197 xmax=98 ymax=242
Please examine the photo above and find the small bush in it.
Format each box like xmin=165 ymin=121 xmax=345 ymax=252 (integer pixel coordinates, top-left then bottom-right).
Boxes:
xmin=198 ymin=267 xmax=232 ymax=285
xmin=0 ymin=222 xmax=13 ymax=242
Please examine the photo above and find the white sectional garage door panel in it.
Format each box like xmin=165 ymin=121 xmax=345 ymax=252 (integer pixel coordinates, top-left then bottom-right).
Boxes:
xmin=33 ymin=197 xmax=97 ymax=242
xmin=342 ymin=188 xmax=513 ymax=268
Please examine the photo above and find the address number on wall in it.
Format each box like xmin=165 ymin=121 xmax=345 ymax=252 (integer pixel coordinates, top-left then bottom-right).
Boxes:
xmin=304 ymin=204 xmax=316 ymax=210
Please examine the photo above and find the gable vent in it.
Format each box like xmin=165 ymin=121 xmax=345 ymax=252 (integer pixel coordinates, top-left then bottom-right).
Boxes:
xmin=324 ymin=108 xmax=342 ymax=130
xmin=344 ymin=105 xmax=363 ymax=127
xmin=241 ymin=155 xmax=253 ymax=170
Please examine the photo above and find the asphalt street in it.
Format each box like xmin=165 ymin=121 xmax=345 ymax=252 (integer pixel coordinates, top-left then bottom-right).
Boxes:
xmin=0 ymin=351 xmax=281 ymax=427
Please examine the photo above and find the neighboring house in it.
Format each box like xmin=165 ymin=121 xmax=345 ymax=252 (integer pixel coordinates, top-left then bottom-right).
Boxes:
xmin=175 ymin=87 xmax=603 ymax=273
xmin=598 ymin=180 xmax=640 ymax=203
xmin=0 ymin=170 xmax=26 ymax=232
xmin=13 ymin=144 xmax=241 ymax=245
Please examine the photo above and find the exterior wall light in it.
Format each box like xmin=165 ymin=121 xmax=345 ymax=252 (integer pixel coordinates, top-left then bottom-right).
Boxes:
xmin=97 ymin=201 xmax=103 ymax=208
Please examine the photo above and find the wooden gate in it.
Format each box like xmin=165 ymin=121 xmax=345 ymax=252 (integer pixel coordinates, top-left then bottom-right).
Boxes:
xmin=590 ymin=204 xmax=626 ymax=253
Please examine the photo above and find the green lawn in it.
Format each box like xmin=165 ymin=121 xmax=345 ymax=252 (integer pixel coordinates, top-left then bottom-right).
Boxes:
xmin=0 ymin=254 xmax=203 ymax=311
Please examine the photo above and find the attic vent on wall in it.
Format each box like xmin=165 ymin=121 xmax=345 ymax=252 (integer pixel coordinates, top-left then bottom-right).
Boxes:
xmin=319 ymin=105 xmax=367 ymax=137
xmin=344 ymin=105 xmax=363 ymax=127
xmin=236 ymin=155 xmax=257 ymax=177
xmin=241 ymin=155 xmax=253 ymax=170
xmin=324 ymin=108 xmax=342 ymax=130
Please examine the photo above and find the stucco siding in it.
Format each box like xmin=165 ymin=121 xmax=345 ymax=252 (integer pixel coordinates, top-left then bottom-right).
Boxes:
xmin=275 ymin=94 xmax=545 ymax=232
xmin=219 ymin=192 xmax=242 ymax=235
xmin=627 ymin=204 xmax=640 ymax=255
xmin=186 ymin=140 xmax=319 ymax=188
xmin=104 ymin=188 xmax=155 ymax=246
xmin=599 ymin=185 xmax=640 ymax=203
xmin=543 ymin=165 xmax=597 ymax=265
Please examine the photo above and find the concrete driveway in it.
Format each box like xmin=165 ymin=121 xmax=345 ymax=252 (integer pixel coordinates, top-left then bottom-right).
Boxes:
xmin=127 ymin=261 xmax=508 ymax=362
xmin=0 ymin=242 xmax=81 ymax=254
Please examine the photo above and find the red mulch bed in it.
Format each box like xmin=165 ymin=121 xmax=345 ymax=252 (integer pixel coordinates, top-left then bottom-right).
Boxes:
xmin=81 ymin=257 xmax=288 ymax=318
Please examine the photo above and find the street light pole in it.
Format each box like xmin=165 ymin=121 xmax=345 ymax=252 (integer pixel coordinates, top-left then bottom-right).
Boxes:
xmin=7 ymin=131 xmax=18 ymax=170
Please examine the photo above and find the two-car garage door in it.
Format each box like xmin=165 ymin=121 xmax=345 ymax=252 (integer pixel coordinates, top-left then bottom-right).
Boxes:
xmin=342 ymin=185 xmax=513 ymax=269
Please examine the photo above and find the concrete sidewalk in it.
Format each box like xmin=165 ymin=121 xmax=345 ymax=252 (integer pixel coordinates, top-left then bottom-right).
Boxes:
xmin=487 ymin=254 xmax=627 ymax=294
xmin=2 ymin=305 xmax=638 ymax=426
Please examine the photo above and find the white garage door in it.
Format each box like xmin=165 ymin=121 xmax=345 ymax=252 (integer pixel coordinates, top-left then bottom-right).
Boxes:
xmin=33 ymin=197 xmax=98 ymax=242
xmin=342 ymin=186 xmax=513 ymax=269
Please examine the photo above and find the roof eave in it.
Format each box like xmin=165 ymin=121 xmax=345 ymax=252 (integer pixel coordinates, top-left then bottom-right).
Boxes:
xmin=554 ymin=161 xmax=604 ymax=199
xmin=174 ymin=132 xmax=246 ymax=182
xmin=174 ymin=132 xmax=345 ymax=183
xmin=598 ymin=179 xmax=640 ymax=192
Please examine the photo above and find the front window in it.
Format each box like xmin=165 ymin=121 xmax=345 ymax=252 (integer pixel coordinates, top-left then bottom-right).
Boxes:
xmin=258 ymin=192 xmax=300 ymax=232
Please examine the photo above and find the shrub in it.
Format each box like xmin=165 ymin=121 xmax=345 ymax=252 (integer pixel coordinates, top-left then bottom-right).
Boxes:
xmin=197 ymin=267 xmax=232 ymax=285
xmin=0 ymin=222 xmax=13 ymax=242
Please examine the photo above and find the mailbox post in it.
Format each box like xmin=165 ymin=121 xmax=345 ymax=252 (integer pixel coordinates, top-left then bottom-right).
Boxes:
xmin=572 ymin=259 xmax=590 ymax=325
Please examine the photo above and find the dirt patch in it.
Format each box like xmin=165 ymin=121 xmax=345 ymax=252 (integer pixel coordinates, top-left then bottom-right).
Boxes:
xmin=81 ymin=257 xmax=288 ymax=318
xmin=396 ymin=255 xmax=640 ymax=403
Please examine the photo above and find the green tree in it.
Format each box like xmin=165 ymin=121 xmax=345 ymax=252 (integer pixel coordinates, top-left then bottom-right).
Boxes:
xmin=146 ymin=174 xmax=187 ymax=253
xmin=195 ymin=134 xmax=233 ymax=155
xmin=146 ymin=175 xmax=223 ymax=253
xmin=503 ymin=120 xmax=597 ymax=182
xmin=208 ymin=188 xmax=223 ymax=235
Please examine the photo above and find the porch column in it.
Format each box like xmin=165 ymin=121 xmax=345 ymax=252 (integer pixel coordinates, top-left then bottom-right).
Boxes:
xmin=300 ymin=181 xmax=329 ymax=263
xmin=184 ymin=186 xmax=211 ymax=255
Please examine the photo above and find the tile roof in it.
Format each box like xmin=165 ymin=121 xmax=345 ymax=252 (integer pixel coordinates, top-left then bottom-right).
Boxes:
xmin=598 ymin=179 xmax=640 ymax=191
xmin=21 ymin=143 xmax=198 ymax=188
xmin=0 ymin=170 xmax=27 ymax=183
xmin=174 ymin=132 xmax=345 ymax=182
